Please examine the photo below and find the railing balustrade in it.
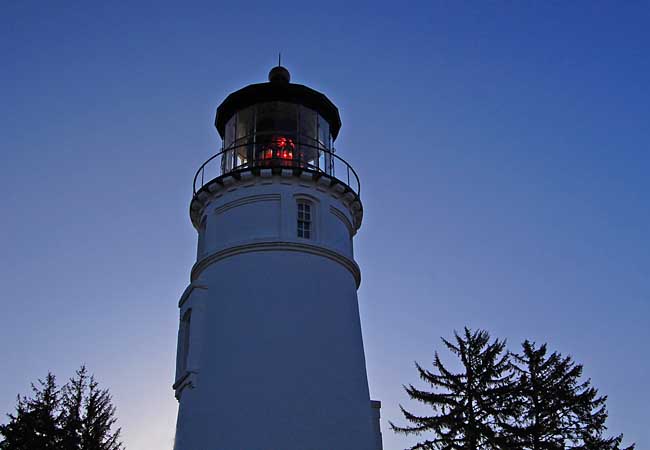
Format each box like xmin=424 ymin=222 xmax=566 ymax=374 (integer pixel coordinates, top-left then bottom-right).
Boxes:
xmin=193 ymin=133 xmax=360 ymax=197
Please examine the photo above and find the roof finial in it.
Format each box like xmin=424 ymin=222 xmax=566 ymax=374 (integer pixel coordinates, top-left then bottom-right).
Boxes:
xmin=268 ymin=57 xmax=290 ymax=83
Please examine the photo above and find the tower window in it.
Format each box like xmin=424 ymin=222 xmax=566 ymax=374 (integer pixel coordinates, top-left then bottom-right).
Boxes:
xmin=197 ymin=217 xmax=206 ymax=258
xmin=297 ymin=201 xmax=312 ymax=239
xmin=180 ymin=309 xmax=192 ymax=374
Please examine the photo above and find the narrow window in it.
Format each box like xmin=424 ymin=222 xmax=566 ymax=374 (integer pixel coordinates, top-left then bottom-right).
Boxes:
xmin=180 ymin=309 xmax=192 ymax=373
xmin=197 ymin=217 xmax=206 ymax=258
xmin=297 ymin=201 xmax=312 ymax=239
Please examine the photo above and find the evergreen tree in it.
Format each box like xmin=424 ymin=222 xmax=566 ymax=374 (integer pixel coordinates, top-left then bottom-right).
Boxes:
xmin=507 ymin=341 xmax=634 ymax=450
xmin=80 ymin=376 xmax=123 ymax=450
xmin=0 ymin=367 xmax=125 ymax=450
xmin=390 ymin=328 xmax=515 ymax=450
xmin=60 ymin=366 xmax=88 ymax=449
xmin=0 ymin=373 xmax=62 ymax=450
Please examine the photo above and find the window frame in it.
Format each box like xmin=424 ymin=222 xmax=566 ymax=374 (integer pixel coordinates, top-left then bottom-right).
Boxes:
xmin=179 ymin=309 xmax=192 ymax=374
xmin=297 ymin=200 xmax=313 ymax=240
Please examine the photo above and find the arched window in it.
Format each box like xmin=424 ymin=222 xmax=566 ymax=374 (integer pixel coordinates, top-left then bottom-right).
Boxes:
xmin=297 ymin=200 xmax=313 ymax=239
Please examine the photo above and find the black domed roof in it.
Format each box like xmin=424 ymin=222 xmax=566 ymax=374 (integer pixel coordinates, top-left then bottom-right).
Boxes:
xmin=215 ymin=67 xmax=342 ymax=140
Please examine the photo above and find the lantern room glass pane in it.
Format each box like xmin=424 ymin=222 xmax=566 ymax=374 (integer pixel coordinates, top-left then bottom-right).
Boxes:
xmin=236 ymin=106 xmax=254 ymax=141
xmin=318 ymin=114 xmax=330 ymax=149
xmin=235 ymin=106 xmax=254 ymax=168
xmin=318 ymin=114 xmax=332 ymax=173
xmin=224 ymin=116 xmax=236 ymax=148
xmin=299 ymin=106 xmax=317 ymax=143
xmin=222 ymin=116 xmax=237 ymax=172
xmin=256 ymin=102 xmax=297 ymax=137
xmin=299 ymin=106 xmax=318 ymax=167
xmin=254 ymin=102 xmax=298 ymax=166
xmin=219 ymin=102 xmax=336 ymax=174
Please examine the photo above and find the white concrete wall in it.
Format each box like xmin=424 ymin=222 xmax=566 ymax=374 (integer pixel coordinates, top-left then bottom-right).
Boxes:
xmin=196 ymin=179 xmax=355 ymax=262
xmin=173 ymin=175 xmax=379 ymax=450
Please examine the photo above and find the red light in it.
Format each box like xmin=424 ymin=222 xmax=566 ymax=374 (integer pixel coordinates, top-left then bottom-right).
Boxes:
xmin=259 ymin=136 xmax=295 ymax=161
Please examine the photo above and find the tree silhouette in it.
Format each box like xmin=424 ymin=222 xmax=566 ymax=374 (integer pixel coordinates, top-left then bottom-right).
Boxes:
xmin=60 ymin=366 xmax=87 ymax=449
xmin=390 ymin=328 xmax=514 ymax=450
xmin=0 ymin=373 xmax=61 ymax=450
xmin=507 ymin=341 xmax=634 ymax=450
xmin=80 ymin=375 xmax=122 ymax=450
xmin=392 ymin=330 xmax=635 ymax=450
xmin=0 ymin=366 xmax=124 ymax=450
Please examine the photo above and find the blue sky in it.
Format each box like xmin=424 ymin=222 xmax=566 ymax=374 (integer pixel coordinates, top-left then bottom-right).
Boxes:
xmin=1 ymin=2 xmax=648 ymax=449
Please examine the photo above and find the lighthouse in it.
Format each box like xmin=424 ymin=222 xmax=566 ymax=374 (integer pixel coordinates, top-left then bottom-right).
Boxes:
xmin=172 ymin=66 xmax=382 ymax=450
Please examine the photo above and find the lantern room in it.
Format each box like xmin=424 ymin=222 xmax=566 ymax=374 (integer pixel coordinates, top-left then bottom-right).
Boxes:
xmin=191 ymin=65 xmax=362 ymax=231
xmin=214 ymin=66 xmax=342 ymax=175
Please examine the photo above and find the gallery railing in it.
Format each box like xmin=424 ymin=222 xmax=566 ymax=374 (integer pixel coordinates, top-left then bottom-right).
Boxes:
xmin=193 ymin=134 xmax=361 ymax=197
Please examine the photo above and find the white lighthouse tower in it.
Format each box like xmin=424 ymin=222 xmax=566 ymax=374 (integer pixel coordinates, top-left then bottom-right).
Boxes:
xmin=172 ymin=66 xmax=382 ymax=450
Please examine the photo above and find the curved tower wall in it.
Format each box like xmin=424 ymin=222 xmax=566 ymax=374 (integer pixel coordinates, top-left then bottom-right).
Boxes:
xmin=173 ymin=172 xmax=380 ymax=450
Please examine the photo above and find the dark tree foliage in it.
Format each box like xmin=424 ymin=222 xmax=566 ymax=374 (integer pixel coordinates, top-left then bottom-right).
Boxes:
xmin=390 ymin=328 xmax=514 ymax=450
xmin=392 ymin=329 xmax=634 ymax=450
xmin=80 ymin=376 xmax=122 ymax=450
xmin=0 ymin=374 xmax=62 ymax=450
xmin=60 ymin=366 xmax=87 ymax=449
xmin=508 ymin=341 xmax=634 ymax=450
xmin=0 ymin=366 xmax=124 ymax=450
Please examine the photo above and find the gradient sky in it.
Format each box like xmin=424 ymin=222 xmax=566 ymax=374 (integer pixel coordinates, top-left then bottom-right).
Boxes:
xmin=1 ymin=2 xmax=648 ymax=449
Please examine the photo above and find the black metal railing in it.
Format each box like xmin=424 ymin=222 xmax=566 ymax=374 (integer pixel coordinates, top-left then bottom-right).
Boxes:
xmin=193 ymin=133 xmax=361 ymax=197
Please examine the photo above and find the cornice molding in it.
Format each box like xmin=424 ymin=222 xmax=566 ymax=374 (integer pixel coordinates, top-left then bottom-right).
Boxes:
xmin=173 ymin=370 xmax=198 ymax=401
xmin=178 ymin=282 xmax=208 ymax=308
xmin=191 ymin=241 xmax=361 ymax=288
xmin=190 ymin=168 xmax=363 ymax=231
